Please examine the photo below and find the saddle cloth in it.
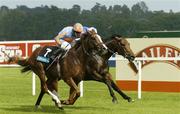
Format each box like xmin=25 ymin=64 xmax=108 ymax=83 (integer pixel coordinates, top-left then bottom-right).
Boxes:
xmin=36 ymin=46 xmax=66 ymax=64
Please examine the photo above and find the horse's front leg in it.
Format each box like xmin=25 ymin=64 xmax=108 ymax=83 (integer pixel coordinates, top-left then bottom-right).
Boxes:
xmin=63 ymin=79 xmax=81 ymax=105
xmin=111 ymin=81 xmax=133 ymax=102
xmin=104 ymin=72 xmax=133 ymax=102
xmin=93 ymin=71 xmax=118 ymax=103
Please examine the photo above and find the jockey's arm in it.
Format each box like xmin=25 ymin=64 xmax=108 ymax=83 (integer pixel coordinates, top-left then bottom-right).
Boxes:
xmin=54 ymin=32 xmax=66 ymax=45
xmin=54 ymin=32 xmax=72 ymax=50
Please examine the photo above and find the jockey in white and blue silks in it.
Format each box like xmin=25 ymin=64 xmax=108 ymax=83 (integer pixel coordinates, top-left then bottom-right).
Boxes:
xmin=54 ymin=23 xmax=97 ymax=50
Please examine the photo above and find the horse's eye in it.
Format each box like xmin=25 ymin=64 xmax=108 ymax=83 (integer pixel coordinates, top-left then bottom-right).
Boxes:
xmin=91 ymin=37 xmax=96 ymax=40
xmin=120 ymin=42 xmax=125 ymax=46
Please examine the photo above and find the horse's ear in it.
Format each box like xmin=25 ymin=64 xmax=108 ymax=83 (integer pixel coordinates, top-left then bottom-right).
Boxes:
xmin=114 ymin=36 xmax=122 ymax=41
xmin=87 ymin=30 xmax=92 ymax=35
xmin=91 ymin=29 xmax=96 ymax=34
xmin=111 ymin=34 xmax=122 ymax=40
xmin=87 ymin=29 xmax=96 ymax=36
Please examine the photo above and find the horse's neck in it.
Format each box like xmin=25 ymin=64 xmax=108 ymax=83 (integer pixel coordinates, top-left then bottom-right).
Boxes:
xmin=103 ymin=50 xmax=113 ymax=60
xmin=71 ymin=46 xmax=87 ymax=61
xmin=103 ymin=41 xmax=115 ymax=60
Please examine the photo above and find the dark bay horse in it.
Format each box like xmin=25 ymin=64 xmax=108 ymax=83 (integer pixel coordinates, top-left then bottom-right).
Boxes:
xmin=8 ymin=30 xmax=107 ymax=109
xmin=34 ymin=35 xmax=137 ymax=106
xmin=62 ymin=35 xmax=137 ymax=105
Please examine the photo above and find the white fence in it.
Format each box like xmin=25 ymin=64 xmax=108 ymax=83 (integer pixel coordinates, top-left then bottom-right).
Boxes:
xmin=113 ymin=57 xmax=180 ymax=99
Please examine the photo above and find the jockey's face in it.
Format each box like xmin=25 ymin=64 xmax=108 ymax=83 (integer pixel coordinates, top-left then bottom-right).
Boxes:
xmin=74 ymin=31 xmax=81 ymax=38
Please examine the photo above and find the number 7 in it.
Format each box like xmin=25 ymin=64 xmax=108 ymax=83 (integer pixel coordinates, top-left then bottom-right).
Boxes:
xmin=44 ymin=48 xmax=52 ymax=57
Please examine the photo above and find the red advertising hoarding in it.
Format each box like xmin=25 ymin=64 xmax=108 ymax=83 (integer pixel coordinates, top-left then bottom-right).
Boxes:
xmin=0 ymin=40 xmax=56 ymax=64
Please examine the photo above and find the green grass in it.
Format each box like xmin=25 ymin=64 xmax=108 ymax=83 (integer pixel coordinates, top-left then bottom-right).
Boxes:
xmin=0 ymin=67 xmax=179 ymax=114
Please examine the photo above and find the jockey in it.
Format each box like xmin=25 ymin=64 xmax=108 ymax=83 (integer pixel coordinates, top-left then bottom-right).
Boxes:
xmin=54 ymin=23 xmax=97 ymax=50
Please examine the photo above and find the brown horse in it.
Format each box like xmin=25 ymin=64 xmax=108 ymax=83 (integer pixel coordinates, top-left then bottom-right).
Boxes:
xmin=8 ymin=30 xmax=107 ymax=109
xmin=61 ymin=35 xmax=137 ymax=105
xmin=35 ymin=34 xmax=137 ymax=106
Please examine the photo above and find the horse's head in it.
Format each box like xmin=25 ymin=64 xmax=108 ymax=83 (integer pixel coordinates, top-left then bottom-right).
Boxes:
xmin=111 ymin=35 xmax=135 ymax=62
xmin=80 ymin=30 xmax=107 ymax=55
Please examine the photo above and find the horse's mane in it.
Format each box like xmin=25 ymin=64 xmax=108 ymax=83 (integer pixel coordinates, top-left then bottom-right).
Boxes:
xmin=104 ymin=34 xmax=123 ymax=43
xmin=70 ymin=32 xmax=89 ymax=51
xmin=110 ymin=34 xmax=122 ymax=39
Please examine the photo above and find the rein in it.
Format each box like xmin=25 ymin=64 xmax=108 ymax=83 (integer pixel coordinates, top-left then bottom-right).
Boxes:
xmin=106 ymin=39 xmax=129 ymax=58
xmin=82 ymin=44 xmax=101 ymax=56
xmin=81 ymin=37 xmax=90 ymax=56
xmin=107 ymin=48 xmax=116 ymax=54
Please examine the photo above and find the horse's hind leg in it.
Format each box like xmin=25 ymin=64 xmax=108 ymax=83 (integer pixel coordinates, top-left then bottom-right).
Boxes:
xmin=47 ymin=79 xmax=61 ymax=107
xmin=35 ymin=90 xmax=45 ymax=109
xmin=32 ymin=64 xmax=62 ymax=109
xmin=35 ymin=78 xmax=58 ymax=108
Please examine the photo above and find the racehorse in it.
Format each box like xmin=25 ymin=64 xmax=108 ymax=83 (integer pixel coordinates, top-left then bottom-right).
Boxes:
xmin=8 ymin=30 xmax=107 ymax=109
xmin=34 ymin=34 xmax=137 ymax=106
xmin=61 ymin=35 xmax=137 ymax=105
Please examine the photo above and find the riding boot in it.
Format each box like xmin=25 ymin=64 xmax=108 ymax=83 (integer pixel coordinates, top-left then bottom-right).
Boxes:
xmin=50 ymin=48 xmax=66 ymax=62
xmin=46 ymin=48 xmax=66 ymax=71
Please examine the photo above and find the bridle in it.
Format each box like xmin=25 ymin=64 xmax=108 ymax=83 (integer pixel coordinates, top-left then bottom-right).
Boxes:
xmin=106 ymin=39 xmax=132 ymax=59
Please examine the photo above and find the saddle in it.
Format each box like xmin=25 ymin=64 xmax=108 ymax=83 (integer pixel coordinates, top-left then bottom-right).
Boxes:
xmin=36 ymin=46 xmax=66 ymax=69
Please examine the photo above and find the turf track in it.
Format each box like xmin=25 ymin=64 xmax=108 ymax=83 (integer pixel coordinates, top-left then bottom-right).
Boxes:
xmin=0 ymin=68 xmax=179 ymax=114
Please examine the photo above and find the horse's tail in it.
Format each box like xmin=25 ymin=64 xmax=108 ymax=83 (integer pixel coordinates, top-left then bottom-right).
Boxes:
xmin=8 ymin=56 xmax=31 ymax=73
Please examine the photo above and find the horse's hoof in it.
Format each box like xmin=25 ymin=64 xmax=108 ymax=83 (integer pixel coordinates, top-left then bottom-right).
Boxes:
xmin=60 ymin=100 xmax=65 ymax=104
xmin=112 ymin=99 xmax=118 ymax=104
xmin=62 ymin=100 xmax=70 ymax=105
xmin=127 ymin=97 xmax=134 ymax=102
xmin=55 ymin=102 xmax=63 ymax=109
xmin=57 ymin=104 xmax=64 ymax=110
xmin=58 ymin=107 xmax=64 ymax=110
xmin=34 ymin=105 xmax=41 ymax=111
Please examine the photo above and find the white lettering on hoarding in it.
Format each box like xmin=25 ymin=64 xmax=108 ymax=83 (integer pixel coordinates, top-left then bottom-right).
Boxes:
xmin=32 ymin=44 xmax=41 ymax=51
xmin=0 ymin=45 xmax=5 ymax=62
xmin=0 ymin=45 xmax=23 ymax=63
xmin=136 ymin=44 xmax=180 ymax=68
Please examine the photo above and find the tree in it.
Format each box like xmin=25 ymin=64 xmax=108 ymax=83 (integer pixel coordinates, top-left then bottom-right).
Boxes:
xmin=72 ymin=4 xmax=81 ymax=14
xmin=131 ymin=1 xmax=148 ymax=18
xmin=121 ymin=5 xmax=130 ymax=18
xmin=91 ymin=2 xmax=101 ymax=13
xmin=0 ymin=2 xmax=180 ymax=41
xmin=113 ymin=5 xmax=122 ymax=14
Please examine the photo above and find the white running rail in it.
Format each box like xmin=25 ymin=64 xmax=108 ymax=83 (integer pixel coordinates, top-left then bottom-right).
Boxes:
xmin=0 ymin=57 xmax=180 ymax=98
xmin=112 ymin=57 xmax=180 ymax=99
